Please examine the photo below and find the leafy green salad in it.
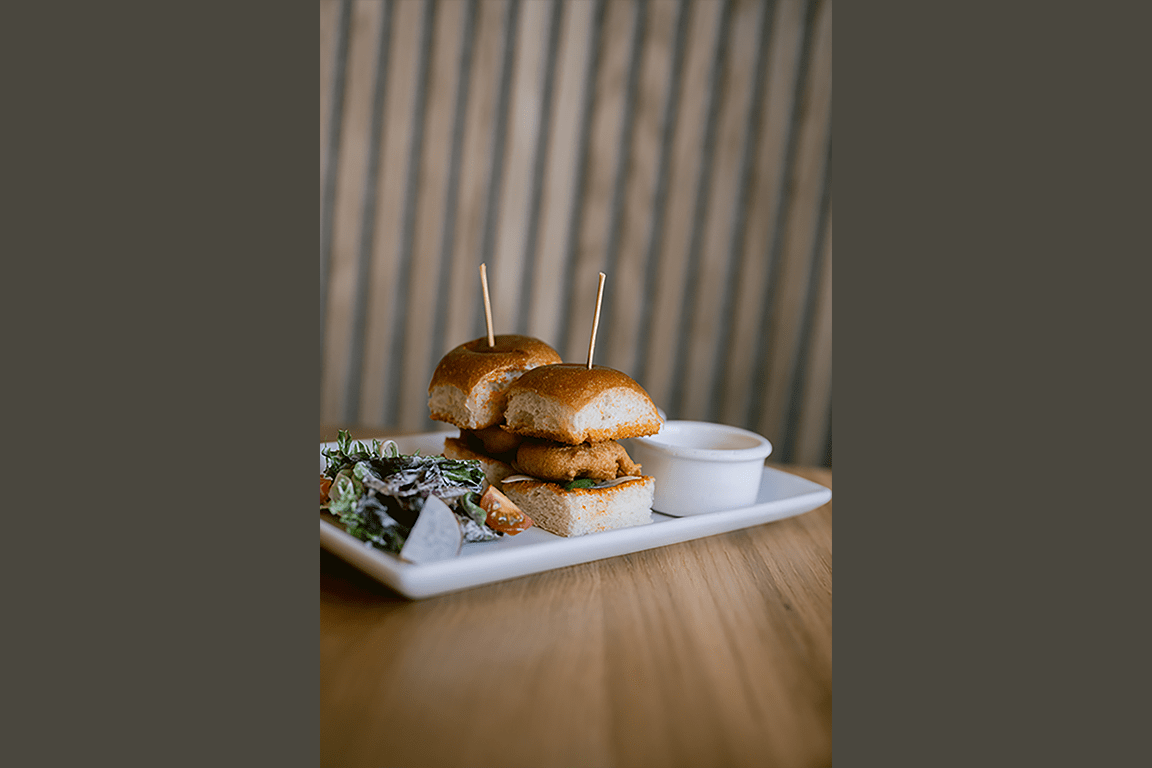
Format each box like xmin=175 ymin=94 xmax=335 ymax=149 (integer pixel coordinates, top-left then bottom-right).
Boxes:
xmin=320 ymin=431 xmax=529 ymax=559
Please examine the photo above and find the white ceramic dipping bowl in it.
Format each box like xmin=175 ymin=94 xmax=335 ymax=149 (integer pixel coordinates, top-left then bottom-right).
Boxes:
xmin=624 ymin=421 xmax=773 ymax=516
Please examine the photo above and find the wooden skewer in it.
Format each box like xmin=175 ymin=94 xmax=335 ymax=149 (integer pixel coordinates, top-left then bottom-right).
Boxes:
xmin=587 ymin=272 xmax=606 ymax=369
xmin=480 ymin=263 xmax=495 ymax=347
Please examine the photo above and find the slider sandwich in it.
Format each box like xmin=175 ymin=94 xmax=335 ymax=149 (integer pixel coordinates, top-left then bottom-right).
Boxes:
xmin=429 ymin=334 xmax=562 ymax=486
xmin=495 ymin=363 xmax=663 ymax=537
xmin=428 ymin=339 xmax=663 ymax=537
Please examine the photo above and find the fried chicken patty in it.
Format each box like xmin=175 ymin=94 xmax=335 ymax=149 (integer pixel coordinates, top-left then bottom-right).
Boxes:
xmin=460 ymin=425 xmax=524 ymax=457
xmin=513 ymin=438 xmax=642 ymax=483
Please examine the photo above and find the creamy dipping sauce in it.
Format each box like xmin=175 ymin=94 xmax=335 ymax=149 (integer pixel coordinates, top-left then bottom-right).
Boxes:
xmin=642 ymin=422 xmax=765 ymax=452
xmin=624 ymin=420 xmax=774 ymax=515
xmin=644 ymin=429 xmax=761 ymax=451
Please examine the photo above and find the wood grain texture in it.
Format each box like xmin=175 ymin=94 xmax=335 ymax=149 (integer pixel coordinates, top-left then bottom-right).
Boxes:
xmin=680 ymin=0 xmax=763 ymax=421
xmin=319 ymin=0 xmax=338 ymax=194
xmin=561 ymin=0 xmax=635 ymax=362
xmin=356 ymin=0 xmax=418 ymax=426
xmin=354 ymin=0 xmax=419 ymax=426
xmin=320 ymin=422 xmax=832 ymax=768
xmin=640 ymin=0 xmax=723 ymax=409
xmin=720 ymin=0 xmax=809 ymax=428
xmin=794 ymin=210 xmax=831 ymax=466
xmin=528 ymin=0 xmax=597 ymax=349
xmin=442 ymin=0 xmax=510 ymax=356
xmin=604 ymin=0 xmax=677 ymax=374
xmin=322 ymin=0 xmax=383 ymax=423
xmin=490 ymin=0 xmax=551 ymax=338
xmin=755 ymin=0 xmax=831 ymax=444
xmin=397 ymin=0 xmax=467 ymax=433
xmin=319 ymin=0 xmax=833 ymax=467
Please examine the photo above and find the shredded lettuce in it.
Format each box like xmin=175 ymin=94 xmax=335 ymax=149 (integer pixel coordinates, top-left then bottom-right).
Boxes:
xmin=321 ymin=430 xmax=498 ymax=555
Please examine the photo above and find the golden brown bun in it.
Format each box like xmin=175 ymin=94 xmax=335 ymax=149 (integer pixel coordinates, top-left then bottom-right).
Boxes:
xmin=514 ymin=438 xmax=642 ymax=483
xmin=502 ymin=364 xmax=662 ymax=444
xmin=428 ymin=335 xmax=562 ymax=430
xmin=501 ymin=476 xmax=655 ymax=537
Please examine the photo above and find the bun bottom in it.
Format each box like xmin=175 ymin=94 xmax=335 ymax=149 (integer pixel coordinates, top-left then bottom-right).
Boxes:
xmin=501 ymin=477 xmax=654 ymax=538
xmin=442 ymin=436 xmax=517 ymax=487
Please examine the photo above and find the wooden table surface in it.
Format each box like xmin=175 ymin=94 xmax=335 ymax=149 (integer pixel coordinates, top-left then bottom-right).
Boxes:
xmin=320 ymin=426 xmax=832 ymax=768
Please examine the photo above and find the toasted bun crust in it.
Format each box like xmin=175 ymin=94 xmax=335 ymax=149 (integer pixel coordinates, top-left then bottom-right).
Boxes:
xmin=514 ymin=438 xmax=641 ymax=483
xmin=428 ymin=335 xmax=562 ymax=429
xmin=501 ymin=476 xmax=655 ymax=537
xmin=502 ymin=364 xmax=662 ymax=444
xmin=442 ymin=436 xmax=518 ymax=487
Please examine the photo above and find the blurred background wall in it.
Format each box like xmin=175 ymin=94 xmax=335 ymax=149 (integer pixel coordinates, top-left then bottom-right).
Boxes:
xmin=320 ymin=0 xmax=831 ymax=467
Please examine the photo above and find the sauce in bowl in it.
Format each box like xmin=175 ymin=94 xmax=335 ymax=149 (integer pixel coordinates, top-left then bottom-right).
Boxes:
xmin=625 ymin=421 xmax=773 ymax=516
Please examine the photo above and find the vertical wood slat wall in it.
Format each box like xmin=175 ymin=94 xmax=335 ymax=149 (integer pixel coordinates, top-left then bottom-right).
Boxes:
xmin=320 ymin=0 xmax=832 ymax=467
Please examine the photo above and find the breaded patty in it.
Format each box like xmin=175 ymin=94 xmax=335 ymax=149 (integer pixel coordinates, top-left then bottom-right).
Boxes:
xmin=513 ymin=438 xmax=642 ymax=483
xmin=461 ymin=425 xmax=524 ymax=456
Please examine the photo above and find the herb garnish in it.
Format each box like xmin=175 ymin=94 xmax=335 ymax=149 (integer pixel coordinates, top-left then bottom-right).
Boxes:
xmin=564 ymin=478 xmax=596 ymax=490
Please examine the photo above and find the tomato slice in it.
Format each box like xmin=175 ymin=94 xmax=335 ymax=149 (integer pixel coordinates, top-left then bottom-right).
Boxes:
xmin=478 ymin=486 xmax=533 ymax=534
xmin=320 ymin=475 xmax=333 ymax=505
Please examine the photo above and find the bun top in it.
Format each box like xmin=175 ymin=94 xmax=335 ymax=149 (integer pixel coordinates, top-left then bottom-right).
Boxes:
xmin=502 ymin=363 xmax=662 ymax=443
xmin=428 ymin=335 xmax=562 ymax=395
xmin=506 ymin=364 xmax=656 ymax=410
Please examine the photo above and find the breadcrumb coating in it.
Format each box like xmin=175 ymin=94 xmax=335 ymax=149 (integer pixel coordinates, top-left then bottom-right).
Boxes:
xmin=513 ymin=438 xmax=642 ymax=483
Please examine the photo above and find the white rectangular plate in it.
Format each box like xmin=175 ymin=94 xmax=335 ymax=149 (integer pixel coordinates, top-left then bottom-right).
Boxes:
xmin=320 ymin=432 xmax=831 ymax=599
